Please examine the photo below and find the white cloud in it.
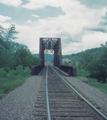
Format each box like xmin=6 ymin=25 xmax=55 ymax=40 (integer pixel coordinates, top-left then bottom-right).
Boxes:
xmin=0 ymin=0 xmax=22 ymax=7
xmin=62 ymin=31 xmax=107 ymax=54
xmin=15 ymin=25 xmax=40 ymax=53
xmin=2 ymin=0 xmax=106 ymax=55
xmin=82 ymin=31 xmax=107 ymax=49
xmin=16 ymin=7 xmax=106 ymax=55
xmin=32 ymin=14 xmax=39 ymax=18
xmin=27 ymin=20 xmax=32 ymax=23
xmin=0 ymin=15 xmax=11 ymax=22
xmin=22 ymin=0 xmax=61 ymax=9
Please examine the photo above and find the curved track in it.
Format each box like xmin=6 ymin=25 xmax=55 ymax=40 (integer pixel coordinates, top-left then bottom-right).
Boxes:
xmin=32 ymin=65 xmax=107 ymax=120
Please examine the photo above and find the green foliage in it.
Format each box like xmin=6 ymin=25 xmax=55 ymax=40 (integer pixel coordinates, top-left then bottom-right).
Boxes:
xmin=0 ymin=67 xmax=7 ymax=78
xmin=79 ymin=50 xmax=93 ymax=71
xmin=0 ymin=24 xmax=19 ymax=50
xmin=0 ymin=66 xmax=30 ymax=99
xmin=70 ymin=58 xmax=76 ymax=67
xmin=16 ymin=65 xmax=31 ymax=77
xmin=34 ymin=54 xmax=54 ymax=62
xmin=16 ymin=65 xmax=23 ymax=75
xmin=77 ymin=69 xmax=90 ymax=78
xmin=0 ymin=25 xmax=41 ymax=70
xmin=63 ymin=61 xmax=69 ymax=66
xmin=15 ymin=45 xmax=41 ymax=68
xmin=63 ymin=41 xmax=107 ymax=83
xmin=87 ymin=79 xmax=107 ymax=94
xmin=0 ymin=24 xmax=41 ymax=99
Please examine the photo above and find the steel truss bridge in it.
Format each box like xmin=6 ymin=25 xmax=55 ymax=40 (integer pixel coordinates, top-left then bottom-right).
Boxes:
xmin=31 ymin=38 xmax=76 ymax=76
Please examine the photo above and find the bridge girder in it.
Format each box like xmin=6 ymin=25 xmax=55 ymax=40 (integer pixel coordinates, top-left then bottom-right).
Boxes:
xmin=39 ymin=38 xmax=62 ymax=68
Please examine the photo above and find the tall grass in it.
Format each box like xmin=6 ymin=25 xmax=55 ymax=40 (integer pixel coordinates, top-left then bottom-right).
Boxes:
xmin=0 ymin=65 xmax=31 ymax=99
xmin=77 ymin=69 xmax=90 ymax=78
xmin=77 ymin=68 xmax=107 ymax=94
xmin=88 ymin=79 xmax=107 ymax=94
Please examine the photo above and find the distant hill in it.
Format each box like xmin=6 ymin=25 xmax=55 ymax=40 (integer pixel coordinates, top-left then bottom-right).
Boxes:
xmin=33 ymin=47 xmax=102 ymax=63
xmin=33 ymin=54 xmax=39 ymax=57
xmin=62 ymin=47 xmax=102 ymax=61
xmin=33 ymin=54 xmax=54 ymax=62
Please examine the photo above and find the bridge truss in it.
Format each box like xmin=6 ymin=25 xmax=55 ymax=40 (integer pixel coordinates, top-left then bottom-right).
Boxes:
xmin=39 ymin=38 xmax=62 ymax=68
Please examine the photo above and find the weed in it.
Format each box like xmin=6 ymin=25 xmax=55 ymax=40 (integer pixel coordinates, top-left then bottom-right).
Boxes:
xmin=0 ymin=66 xmax=31 ymax=100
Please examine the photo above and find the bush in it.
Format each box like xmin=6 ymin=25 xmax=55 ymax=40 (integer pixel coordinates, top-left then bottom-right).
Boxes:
xmin=0 ymin=65 xmax=31 ymax=99
xmin=88 ymin=81 xmax=107 ymax=94
xmin=16 ymin=65 xmax=23 ymax=75
xmin=89 ymin=78 xmax=97 ymax=82
xmin=22 ymin=67 xmax=31 ymax=77
xmin=7 ymin=70 xmax=17 ymax=80
xmin=0 ymin=68 xmax=7 ymax=78
xmin=77 ymin=69 xmax=90 ymax=78
xmin=15 ymin=65 xmax=30 ymax=77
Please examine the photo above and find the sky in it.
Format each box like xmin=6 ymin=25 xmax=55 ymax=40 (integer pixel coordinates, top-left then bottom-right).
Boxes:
xmin=0 ymin=0 xmax=107 ymax=55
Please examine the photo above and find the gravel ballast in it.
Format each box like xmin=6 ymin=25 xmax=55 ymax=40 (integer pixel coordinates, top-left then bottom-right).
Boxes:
xmin=0 ymin=76 xmax=43 ymax=120
xmin=0 ymin=74 xmax=107 ymax=119
xmin=65 ymin=77 xmax=107 ymax=117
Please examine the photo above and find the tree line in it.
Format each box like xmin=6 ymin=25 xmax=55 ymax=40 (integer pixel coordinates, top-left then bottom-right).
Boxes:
xmin=0 ymin=24 xmax=41 ymax=73
xmin=63 ymin=42 xmax=107 ymax=83
xmin=0 ymin=24 xmax=41 ymax=99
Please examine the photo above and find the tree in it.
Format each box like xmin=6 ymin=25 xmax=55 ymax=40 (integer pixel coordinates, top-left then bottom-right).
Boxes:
xmin=79 ymin=50 xmax=93 ymax=71
xmin=5 ymin=24 xmax=19 ymax=50
xmin=88 ymin=42 xmax=107 ymax=83
xmin=0 ymin=24 xmax=19 ymax=50
xmin=15 ymin=45 xmax=41 ymax=68
xmin=0 ymin=26 xmax=5 ymax=39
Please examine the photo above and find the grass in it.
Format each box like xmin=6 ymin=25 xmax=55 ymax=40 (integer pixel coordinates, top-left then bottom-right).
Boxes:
xmin=76 ymin=68 xmax=107 ymax=94
xmin=77 ymin=76 xmax=107 ymax=94
xmin=87 ymin=80 xmax=107 ymax=94
xmin=0 ymin=66 xmax=31 ymax=99
xmin=0 ymin=76 xmax=28 ymax=99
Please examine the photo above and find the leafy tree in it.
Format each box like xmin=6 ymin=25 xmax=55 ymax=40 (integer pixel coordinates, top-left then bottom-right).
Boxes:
xmin=5 ymin=24 xmax=19 ymax=50
xmin=63 ymin=61 xmax=69 ymax=66
xmin=97 ymin=42 xmax=107 ymax=82
xmin=0 ymin=24 xmax=18 ymax=50
xmin=79 ymin=50 xmax=93 ymax=71
xmin=0 ymin=26 xmax=5 ymax=39
xmin=15 ymin=45 xmax=41 ymax=68
xmin=62 ymin=42 xmax=107 ymax=83
xmin=70 ymin=58 xmax=76 ymax=66
xmin=0 ymin=25 xmax=41 ymax=72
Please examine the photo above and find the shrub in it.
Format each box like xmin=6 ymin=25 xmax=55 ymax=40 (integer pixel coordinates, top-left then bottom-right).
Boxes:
xmin=77 ymin=69 xmax=90 ymax=78
xmin=7 ymin=70 xmax=17 ymax=80
xmin=22 ymin=67 xmax=31 ymax=77
xmin=16 ymin=65 xmax=23 ymax=75
xmin=0 ymin=68 xmax=7 ymax=78
xmin=0 ymin=65 xmax=31 ymax=99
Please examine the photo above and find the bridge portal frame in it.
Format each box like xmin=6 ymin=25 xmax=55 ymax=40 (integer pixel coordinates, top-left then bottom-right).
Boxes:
xmin=39 ymin=38 xmax=62 ymax=68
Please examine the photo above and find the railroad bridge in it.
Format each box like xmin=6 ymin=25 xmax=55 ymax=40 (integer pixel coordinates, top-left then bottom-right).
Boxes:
xmin=31 ymin=38 xmax=77 ymax=76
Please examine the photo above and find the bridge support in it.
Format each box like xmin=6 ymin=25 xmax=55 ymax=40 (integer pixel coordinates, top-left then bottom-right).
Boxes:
xmin=54 ymin=38 xmax=62 ymax=68
xmin=39 ymin=38 xmax=44 ymax=69
xmin=39 ymin=38 xmax=62 ymax=68
xmin=31 ymin=37 xmax=77 ymax=76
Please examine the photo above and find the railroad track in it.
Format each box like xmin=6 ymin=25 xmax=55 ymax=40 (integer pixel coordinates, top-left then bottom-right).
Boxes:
xmin=32 ymin=65 xmax=107 ymax=120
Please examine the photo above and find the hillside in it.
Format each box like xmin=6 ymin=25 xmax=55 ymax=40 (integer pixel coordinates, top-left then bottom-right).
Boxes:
xmin=33 ymin=54 xmax=54 ymax=62
xmin=62 ymin=47 xmax=102 ymax=62
xmin=33 ymin=47 xmax=102 ymax=63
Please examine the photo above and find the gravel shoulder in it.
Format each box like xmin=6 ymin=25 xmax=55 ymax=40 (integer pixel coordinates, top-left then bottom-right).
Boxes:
xmin=0 ymin=76 xmax=43 ymax=120
xmin=65 ymin=76 xmax=107 ymax=117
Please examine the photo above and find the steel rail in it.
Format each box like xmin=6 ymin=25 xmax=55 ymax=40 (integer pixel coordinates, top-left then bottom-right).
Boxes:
xmin=52 ymin=66 xmax=107 ymax=120
xmin=38 ymin=66 xmax=45 ymax=75
xmin=46 ymin=65 xmax=51 ymax=120
xmin=53 ymin=66 xmax=69 ymax=76
xmin=48 ymin=66 xmax=55 ymax=77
